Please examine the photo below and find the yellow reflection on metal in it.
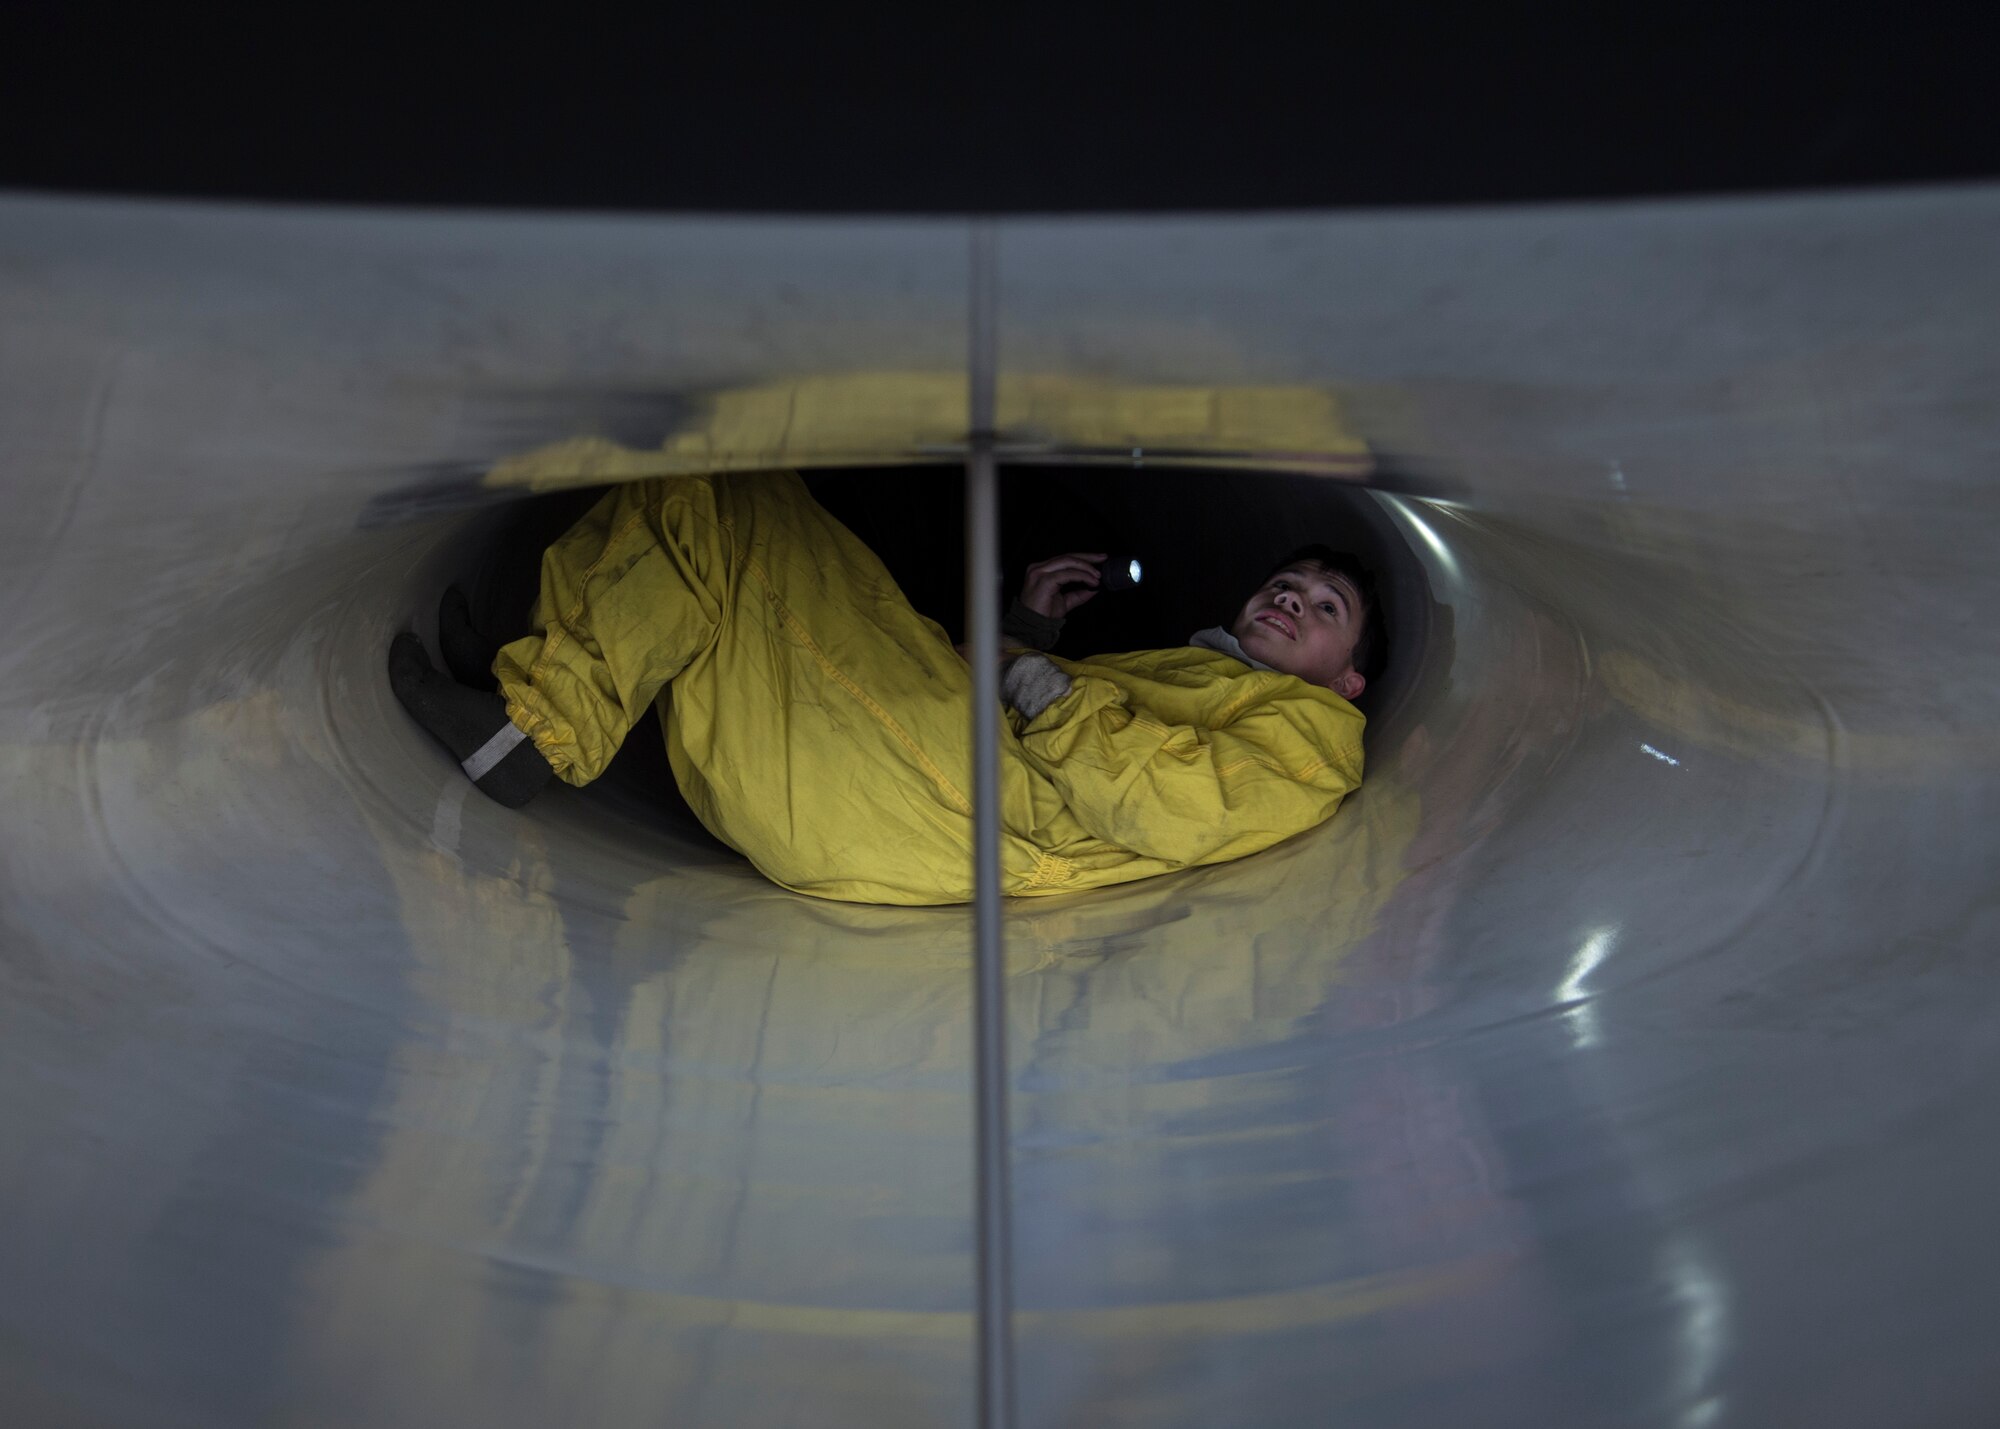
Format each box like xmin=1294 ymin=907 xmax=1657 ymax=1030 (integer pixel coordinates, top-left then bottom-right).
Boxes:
xmin=244 ymin=729 xmax=1425 ymax=1408
xmin=482 ymin=373 xmax=1372 ymax=489
xmin=1599 ymin=649 xmax=2000 ymax=777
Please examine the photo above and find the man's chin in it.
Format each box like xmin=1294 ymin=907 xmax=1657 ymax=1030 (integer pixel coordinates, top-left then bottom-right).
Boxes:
xmin=1236 ymin=631 xmax=1293 ymax=672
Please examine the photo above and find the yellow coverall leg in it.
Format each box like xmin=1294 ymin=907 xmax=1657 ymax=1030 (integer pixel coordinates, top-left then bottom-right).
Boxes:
xmin=493 ymin=473 xmax=735 ymax=787
xmin=492 ymin=471 xmax=993 ymax=903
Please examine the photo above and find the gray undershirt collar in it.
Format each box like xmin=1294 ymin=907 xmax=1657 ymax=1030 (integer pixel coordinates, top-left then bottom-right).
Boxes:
xmin=1187 ymin=626 xmax=1276 ymax=672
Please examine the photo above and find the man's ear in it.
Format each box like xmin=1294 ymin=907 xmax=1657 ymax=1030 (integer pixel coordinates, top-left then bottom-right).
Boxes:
xmin=1330 ymin=668 xmax=1366 ymax=701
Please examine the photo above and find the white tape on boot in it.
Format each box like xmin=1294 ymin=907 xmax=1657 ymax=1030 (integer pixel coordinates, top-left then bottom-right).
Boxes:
xmin=460 ymin=721 xmax=529 ymax=782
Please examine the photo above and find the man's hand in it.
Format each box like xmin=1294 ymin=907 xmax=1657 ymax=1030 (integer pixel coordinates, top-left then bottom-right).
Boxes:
xmin=1019 ymin=553 xmax=1108 ymax=619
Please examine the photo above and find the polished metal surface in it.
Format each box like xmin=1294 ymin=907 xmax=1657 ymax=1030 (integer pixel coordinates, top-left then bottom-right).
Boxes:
xmin=3 ymin=188 xmax=1998 ymax=1427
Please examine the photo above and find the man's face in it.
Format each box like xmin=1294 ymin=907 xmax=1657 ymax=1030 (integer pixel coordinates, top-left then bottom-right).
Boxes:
xmin=1230 ymin=563 xmax=1368 ymax=698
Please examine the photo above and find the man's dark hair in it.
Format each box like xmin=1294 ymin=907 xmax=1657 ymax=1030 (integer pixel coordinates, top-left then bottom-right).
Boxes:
xmin=1269 ymin=544 xmax=1388 ymax=681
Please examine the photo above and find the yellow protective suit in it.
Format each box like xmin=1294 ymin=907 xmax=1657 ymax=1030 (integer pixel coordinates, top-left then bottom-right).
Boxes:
xmin=493 ymin=471 xmax=1365 ymax=905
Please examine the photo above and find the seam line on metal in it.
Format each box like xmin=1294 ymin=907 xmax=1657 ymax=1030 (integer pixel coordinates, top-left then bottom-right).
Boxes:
xmin=966 ymin=218 xmax=1016 ymax=1429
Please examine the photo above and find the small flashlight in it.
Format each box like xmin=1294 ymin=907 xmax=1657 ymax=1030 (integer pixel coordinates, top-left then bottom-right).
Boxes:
xmin=1096 ymin=555 xmax=1143 ymax=592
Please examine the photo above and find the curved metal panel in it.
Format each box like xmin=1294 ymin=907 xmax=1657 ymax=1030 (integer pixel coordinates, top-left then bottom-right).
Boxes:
xmin=2 ymin=188 xmax=1997 ymax=1427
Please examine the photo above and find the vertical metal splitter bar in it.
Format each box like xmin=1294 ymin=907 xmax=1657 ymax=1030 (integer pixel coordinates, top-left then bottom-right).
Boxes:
xmin=965 ymin=219 xmax=1016 ymax=1429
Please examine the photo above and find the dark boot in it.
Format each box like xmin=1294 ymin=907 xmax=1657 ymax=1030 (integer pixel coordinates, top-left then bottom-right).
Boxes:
xmin=388 ymin=632 xmax=553 ymax=808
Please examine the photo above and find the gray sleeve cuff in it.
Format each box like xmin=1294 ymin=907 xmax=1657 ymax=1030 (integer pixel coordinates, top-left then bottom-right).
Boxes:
xmin=1000 ymin=653 xmax=1073 ymax=721
xmin=1001 ymin=599 xmax=1064 ymax=651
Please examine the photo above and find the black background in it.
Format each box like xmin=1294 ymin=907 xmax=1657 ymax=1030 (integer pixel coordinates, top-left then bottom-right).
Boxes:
xmin=3 ymin=9 xmax=1994 ymax=212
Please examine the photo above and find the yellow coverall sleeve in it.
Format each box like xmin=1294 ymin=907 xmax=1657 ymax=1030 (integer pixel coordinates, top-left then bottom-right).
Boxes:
xmin=1011 ymin=674 xmax=1362 ymax=867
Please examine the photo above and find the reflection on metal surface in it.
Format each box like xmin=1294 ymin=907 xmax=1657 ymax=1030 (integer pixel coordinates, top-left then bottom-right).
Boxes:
xmin=476 ymin=375 xmax=1372 ymax=489
xmin=1663 ymin=1236 xmax=1729 ymax=1429
xmin=4 ymin=187 xmax=2000 ymax=1426
xmin=1558 ymin=925 xmax=1617 ymax=1050
xmin=1385 ymin=494 xmax=1464 ymax=583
